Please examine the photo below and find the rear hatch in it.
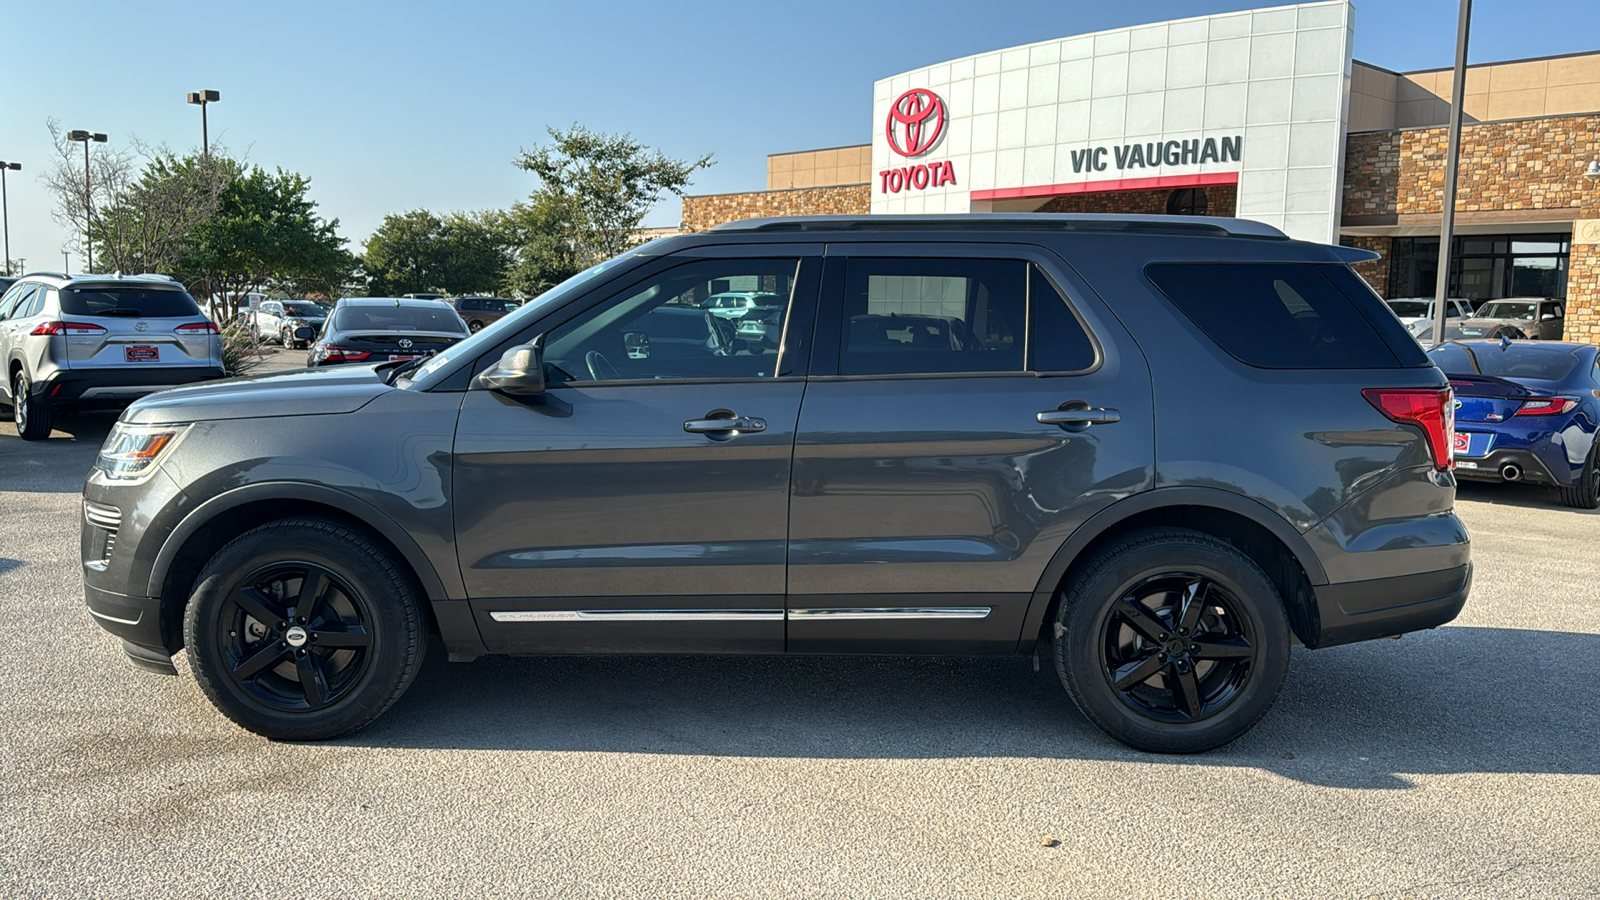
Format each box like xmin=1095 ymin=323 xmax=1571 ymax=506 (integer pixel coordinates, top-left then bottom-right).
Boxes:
xmin=59 ymin=284 xmax=218 ymax=370
xmin=336 ymin=332 xmax=463 ymax=361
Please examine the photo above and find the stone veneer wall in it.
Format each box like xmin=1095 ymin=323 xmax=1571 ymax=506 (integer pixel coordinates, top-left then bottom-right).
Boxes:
xmin=1338 ymin=235 xmax=1393 ymax=297
xmin=1035 ymin=186 xmax=1238 ymax=217
xmin=1343 ymin=114 xmax=1600 ymax=343
xmin=682 ymin=184 xmax=870 ymax=233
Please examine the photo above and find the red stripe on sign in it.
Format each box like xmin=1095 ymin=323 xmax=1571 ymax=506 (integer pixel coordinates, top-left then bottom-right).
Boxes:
xmin=970 ymin=171 xmax=1239 ymax=202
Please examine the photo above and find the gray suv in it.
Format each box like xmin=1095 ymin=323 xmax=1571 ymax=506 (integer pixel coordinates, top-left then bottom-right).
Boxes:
xmin=81 ymin=215 xmax=1471 ymax=753
xmin=2 ymin=273 xmax=222 ymax=440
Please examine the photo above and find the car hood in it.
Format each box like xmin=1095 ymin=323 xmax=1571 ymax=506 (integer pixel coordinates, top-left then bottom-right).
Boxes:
xmin=123 ymin=364 xmax=391 ymax=425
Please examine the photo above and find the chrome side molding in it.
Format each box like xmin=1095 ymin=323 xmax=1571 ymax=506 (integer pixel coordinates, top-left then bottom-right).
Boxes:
xmin=489 ymin=609 xmax=785 ymax=623
xmin=787 ymin=607 xmax=992 ymax=620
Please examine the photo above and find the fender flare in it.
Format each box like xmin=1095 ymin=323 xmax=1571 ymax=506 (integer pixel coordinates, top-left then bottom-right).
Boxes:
xmin=1018 ymin=486 xmax=1328 ymax=644
xmin=146 ymin=481 xmax=452 ymax=602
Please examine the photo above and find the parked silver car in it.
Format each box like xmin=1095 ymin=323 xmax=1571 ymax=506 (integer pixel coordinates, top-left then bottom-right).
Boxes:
xmin=0 ymin=273 xmax=222 ymax=440
xmin=249 ymin=299 xmax=327 ymax=350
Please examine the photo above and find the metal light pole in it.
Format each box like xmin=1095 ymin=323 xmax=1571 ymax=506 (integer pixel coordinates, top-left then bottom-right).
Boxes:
xmin=66 ymin=130 xmax=107 ymax=273
xmin=1430 ymin=0 xmax=1472 ymax=346
xmin=0 ymin=161 xmax=19 ymax=276
xmin=186 ymin=90 xmax=220 ymax=158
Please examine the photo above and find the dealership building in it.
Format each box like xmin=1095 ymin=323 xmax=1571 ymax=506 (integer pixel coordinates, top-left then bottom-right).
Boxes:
xmin=681 ymin=1 xmax=1600 ymax=343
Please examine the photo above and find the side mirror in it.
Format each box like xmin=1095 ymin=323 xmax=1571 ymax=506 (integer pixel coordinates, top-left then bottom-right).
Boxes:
xmin=476 ymin=338 xmax=546 ymax=396
xmin=624 ymin=331 xmax=651 ymax=360
xmin=293 ymin=326 xmax=316 ymax=341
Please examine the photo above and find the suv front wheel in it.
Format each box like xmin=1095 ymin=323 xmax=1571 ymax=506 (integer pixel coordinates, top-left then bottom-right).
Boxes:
xmin=1053 ymin=528 xmax=1290 ymax=753
xmin=183 ymin=518 xmax=425 ymax=740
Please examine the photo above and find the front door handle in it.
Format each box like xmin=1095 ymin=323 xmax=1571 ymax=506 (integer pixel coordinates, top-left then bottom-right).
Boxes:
xmin=684 ymin=415 xmax=766 ymax=434
xmin=1037 ymin=408 xmax=1120 ymax=426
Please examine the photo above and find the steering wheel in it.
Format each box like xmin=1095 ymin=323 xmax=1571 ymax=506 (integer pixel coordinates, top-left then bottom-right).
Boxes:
xmin=705 ymin=311 xmax=735 ymax=357
xmin=584 ymin=350 xmax=619 ymax=381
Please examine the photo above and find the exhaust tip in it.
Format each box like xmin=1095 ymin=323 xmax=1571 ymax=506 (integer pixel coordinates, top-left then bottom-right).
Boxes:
xmin=1500 ymin=464 xmax=1523 ymax=482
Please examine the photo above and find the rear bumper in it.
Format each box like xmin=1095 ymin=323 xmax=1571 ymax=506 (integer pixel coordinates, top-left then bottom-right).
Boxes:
xmin=1312 ymin=564 xmax=1471 ymax=647
xmin=1453 ymin=449 xmax=1561 ymax=486
xmin=44 ymin=365 xmax=224 ymax=407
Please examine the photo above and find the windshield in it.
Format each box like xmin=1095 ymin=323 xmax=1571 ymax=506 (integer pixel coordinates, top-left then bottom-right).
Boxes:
xmin=283 ymin=302 xmax=323 ymax=317
xmin=1477 ymin=301 xmax=1538 ymax=320
xmin=333 ymin=305 xmax=466 ymax=333
xmin=1428 ymin=343 xmax=1580 ymax=381
xmin=60 ymin=287 xmax=201 ymax=318
xmin=1387 ymin=300 xmax=1431 ymax=317
xmin=407 ymin=256 xmax=631 ymax=385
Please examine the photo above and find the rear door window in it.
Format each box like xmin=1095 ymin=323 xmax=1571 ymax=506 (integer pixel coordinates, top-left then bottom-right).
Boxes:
xmin=1146 ymin=262 xmax=1424 ymax=369
xmin=60 ymin=287 xmax=201 ymax=319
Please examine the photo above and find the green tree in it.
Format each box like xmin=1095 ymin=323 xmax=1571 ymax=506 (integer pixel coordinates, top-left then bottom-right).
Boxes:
xmin=176 ymin=164 xmax=353 ymax=313
xmin=511 ymin=124 xmax=711 ymax=272
xmin=363 ymin=209 xmax=511 ymax=296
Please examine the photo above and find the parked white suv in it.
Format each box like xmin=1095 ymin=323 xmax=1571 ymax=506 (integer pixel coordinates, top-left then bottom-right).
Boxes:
xmin=0 ymin=273 xmax=223 ymax=440
xmin=249 ymin=299 xmax=327 ymax=350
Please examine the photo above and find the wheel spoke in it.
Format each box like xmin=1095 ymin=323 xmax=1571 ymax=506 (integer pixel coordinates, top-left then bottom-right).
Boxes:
xmin=1115 ymin=598 xmax=1170 ymax=642
xmin=296 ymin=654 xmax=330 ymax=710
xmin=231 ymin=642 xmax=287 ymax=682
xmin=1192 ymin=635 xmax=1254 ymax=660
xmin=233 ymin=587 xmax=285 ymax=628
xmin=295 ymin=569 xmax=330 ymax=624
xmin=310 ymin=625 xmax=370 ymax=649
xmin=1109 ymin=652 xmax=1166 ymax=691
xmin=1172 ymin=665 xmax=1203 ymax=719
xmin=1177 ymin=578 xmax=1210 ymax=634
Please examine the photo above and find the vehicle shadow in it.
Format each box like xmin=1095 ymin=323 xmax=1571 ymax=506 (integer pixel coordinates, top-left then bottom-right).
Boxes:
xmin=0 ymin=413 xmax=115 ymax=493
xmin=353 ymin=625 xmax=1599 ymax=789
xmin=1456 ymin=480 xmax=1598 ymax=514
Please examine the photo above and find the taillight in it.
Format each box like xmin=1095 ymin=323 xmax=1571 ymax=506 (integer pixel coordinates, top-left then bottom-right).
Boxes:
xmin=1363 ymin=387 xmax=1455 ymax=472
xmin=31 ymin=321 xmax=108 ymax=336
xmin=1514 ymin=398 xmax=1576 ymax=417
xmin=174 ymin=321 xmax=220 ymax=334
xmin=315 ymin=345 xmax=371 ymax=363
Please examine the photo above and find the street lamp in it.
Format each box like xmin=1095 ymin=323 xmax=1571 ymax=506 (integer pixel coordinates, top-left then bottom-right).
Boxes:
xmin=0 ymin=161 xmax=19 ymax=276
xmin=66 ymin=130 xmax=107 ymax=273
xmin=186 ymin=90 xmax=220 ymax=158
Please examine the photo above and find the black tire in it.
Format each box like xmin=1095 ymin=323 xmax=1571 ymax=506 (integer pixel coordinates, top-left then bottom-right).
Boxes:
xmin=1557 ymin=440 xmax=1600 ymax=510
xmin=468 ymin=320 xmax=484 ymax=333
xmin=1052 ymin=528 xmax=1290 ymax=753
xmin=183 ymin=517 xmax=425 ymax=740
xmin=12 ymin=369 xmax=53 ymax=441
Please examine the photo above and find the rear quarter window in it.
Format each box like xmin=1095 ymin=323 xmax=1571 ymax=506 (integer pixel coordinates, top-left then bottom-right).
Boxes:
xmin=61 ymin=287 xmax=201 ymax=319
xmin=1145 ymin=262 xmax=1426 ymax=369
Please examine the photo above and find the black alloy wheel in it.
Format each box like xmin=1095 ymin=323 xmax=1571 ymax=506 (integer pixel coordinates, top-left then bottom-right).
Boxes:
xmin=184 ymin=518 xmax=424 ymax=740
xmin=469 ymin=320 xmax=484 ymax=333
xmin=1099 ymin=574 xmax=1257 ymax=723
xmin=1053 ymin=528 xmax=1290 ymax=753
xmin=217 ymin=562 xmax=373 ymax=712
xmin=1558 ymin=441 xmax=1600 ymax=509
xmin=13 ymin=370 xmax=52 ymax=441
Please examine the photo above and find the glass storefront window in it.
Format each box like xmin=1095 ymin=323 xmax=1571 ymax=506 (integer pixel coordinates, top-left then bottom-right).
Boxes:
xmin=1384 ymin=233 xmax=1570 ymax=301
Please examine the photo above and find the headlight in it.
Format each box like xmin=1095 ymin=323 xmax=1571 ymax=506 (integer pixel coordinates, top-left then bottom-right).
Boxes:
xmin=96 ymin=423 xmax=189 ymax=481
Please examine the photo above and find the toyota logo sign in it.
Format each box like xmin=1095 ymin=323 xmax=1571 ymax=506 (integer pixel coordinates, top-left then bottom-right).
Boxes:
xmin=886 ymin=88 xmax=945 ymax=158
xmin=398 ymin=339 xmax=413 ymax=349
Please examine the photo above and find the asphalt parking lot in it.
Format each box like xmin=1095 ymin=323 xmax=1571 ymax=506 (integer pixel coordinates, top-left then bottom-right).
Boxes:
xmin=1 ymin=406 xmax=1596 ymax=898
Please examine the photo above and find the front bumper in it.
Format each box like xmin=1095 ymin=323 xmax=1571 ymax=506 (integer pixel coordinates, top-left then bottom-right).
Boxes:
xmin=1312 ymin=564 xmax=1471 ymax=647
xmin=44 ymin=365 xmax=225 ymax=408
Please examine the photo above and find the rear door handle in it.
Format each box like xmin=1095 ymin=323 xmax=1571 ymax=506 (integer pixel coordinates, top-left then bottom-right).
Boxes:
xmin=1037 ymin=408 xmax=1120 ymax=426
xmin=684 ymin=416 xmax=766 ymax=434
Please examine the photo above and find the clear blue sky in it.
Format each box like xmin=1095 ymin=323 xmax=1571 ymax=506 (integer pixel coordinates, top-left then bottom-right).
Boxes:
xmin=1 ymin=0 xmax=1591 ymax=272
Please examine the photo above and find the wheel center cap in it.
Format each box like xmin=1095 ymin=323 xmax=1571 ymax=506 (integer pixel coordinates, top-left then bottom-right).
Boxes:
xmin=285 ymin=626 xmax=309 ymax=648
xmin=1164 ymin=638 xmax=1190 ymax=655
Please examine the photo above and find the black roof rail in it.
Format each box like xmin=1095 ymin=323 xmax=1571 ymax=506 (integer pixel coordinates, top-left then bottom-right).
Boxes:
xmin=707 ymin=213 xmax=1290 ymax=240
xmin=18 ymin=271 xmax=69 ymax=279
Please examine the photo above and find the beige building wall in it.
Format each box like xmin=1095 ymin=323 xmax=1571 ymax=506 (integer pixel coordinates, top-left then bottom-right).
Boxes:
xmin=1349 ymin=52 xmax=1600 ymax=132
xmin=767 ymin=145 xmax=872 ymax=190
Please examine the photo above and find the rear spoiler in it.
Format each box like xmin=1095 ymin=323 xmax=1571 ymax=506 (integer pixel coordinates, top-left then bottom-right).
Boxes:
xmin=1328 ymin=245 xmax=1379 ymax=264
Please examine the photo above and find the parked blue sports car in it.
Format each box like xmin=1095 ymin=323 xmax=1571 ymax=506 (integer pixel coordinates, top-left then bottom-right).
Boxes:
xmin=1427 ymin=340 xmax=1600 ymax=508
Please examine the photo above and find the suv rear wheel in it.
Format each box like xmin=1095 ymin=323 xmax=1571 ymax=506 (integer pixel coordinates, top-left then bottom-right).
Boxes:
xmin=183 ymin=518 xmax=425 ymax=740
xmin=1052 ymin=528 xmax=1290 ymax=753
xmin=12 ymin=370 xmax=53 ymax=441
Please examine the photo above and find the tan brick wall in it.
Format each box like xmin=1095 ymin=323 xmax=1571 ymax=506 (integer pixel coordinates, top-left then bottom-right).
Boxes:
xmin=1339 ymin=235 xmax=1393 ymax=298
xmin=681 ymin=184 xmax=871 ymax=233
xmin=1035 ymin=185 xmax=1237 ymax=217
xmin=1570 ymin=223 xmax=1600 ymax=342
